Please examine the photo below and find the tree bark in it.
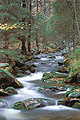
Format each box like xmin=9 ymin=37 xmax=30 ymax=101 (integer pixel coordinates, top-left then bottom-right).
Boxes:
xmin=27 ymin=0 xmax=32 ymax=52
xmin=21 ymin=0 xmax=27 ymax=54
xmin=36 ymin=0 xmax=39 ymax=51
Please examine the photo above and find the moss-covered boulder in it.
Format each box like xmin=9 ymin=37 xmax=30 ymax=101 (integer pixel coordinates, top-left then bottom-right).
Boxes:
xmin=58 ymin=61 xmax=64 ymax=66
xmin=57 ymin=67 xmax=69 ymax=73
xmin=13 ymin=98 xmax=55 ymax=110
xmin=72 ymin=102 xmax=80 ymax=109
xmin=39 ymin=86 xmax=66 ymax=92
xmin=65 ymin=72 xmax=79 ymax=83
xmin=68 ymin=92 xmax=80 ymax=98
xmin=5 ymin=87 xmax=18 ymax=95
xmin=65 ymin=86 xmax=80 ymax=97
xmin=0 ymin=89 xmax=10 ymax=96
xmin=42 ymin=72 xmax=67 ymax=83
xmin=58 ymin=86 xmax=80 ymax=108
xmin=0 ymin=68 xmax=24 ymax=89
xmin=0 ymin=99 xmax=5 ymax=108
xmin=57 ymin=98 xmax=67 ymax=106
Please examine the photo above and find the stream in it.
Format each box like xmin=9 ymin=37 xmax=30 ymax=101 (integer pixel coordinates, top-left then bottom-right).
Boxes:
xmin=0 ymin=50 xmax=80 ymax=120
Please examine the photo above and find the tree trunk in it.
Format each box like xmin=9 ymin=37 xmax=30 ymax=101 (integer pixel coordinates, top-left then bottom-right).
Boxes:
xmin=36 ymin=0 xmax=39 ymax=51
xmin=21 ymin=0 xmax=26 ymax=54
xmin=27 ymin=0 xmax=32 ymax=53
xmin=73 ymin=1 xmax=76 ymax=50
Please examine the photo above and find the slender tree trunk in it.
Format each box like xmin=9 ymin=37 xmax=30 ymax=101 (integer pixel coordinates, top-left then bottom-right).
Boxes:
xmin=73 ymin=22 xmax=76 ymax=50
xmin=21 ymin=0 xmax=26 ymax=54
xmin=73 ymin=1 xmax=76 ymax=50
xmin=27 ymin=0 xmax=32 ymax=52
xmin=43 ymin=0 xmax=47 ymax=50
xmin=36 ymin=0 xmax=39 ymax=51
xmin=21 ymin=36 xmax=26 ymax=53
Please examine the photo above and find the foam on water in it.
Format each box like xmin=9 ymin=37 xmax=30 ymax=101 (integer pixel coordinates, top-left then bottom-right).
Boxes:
xmin=41 ymin=58 xmax=50 ymax=61
xmin=56 ymin=91 xmax=66 ymax=94
xmin=55 ymin=56 xmax=64 ymax=61
xmin=41 ymin=105 xmax=77 ymax=111
xmin=17 ymin=72 xmax=43 ymax=82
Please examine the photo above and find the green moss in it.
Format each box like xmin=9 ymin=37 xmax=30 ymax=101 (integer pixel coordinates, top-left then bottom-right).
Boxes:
xmin=72 ymin=102 xmax=80 ymax=109
xmin=68 ymin=92 xmax=80 ymax=98
xmin=42 ymin=72 xmax=66 ymax=84
xmin=5 ymin=86 xmax=18 ymax=94
xmin=66 ymin=90 xmax=74 ymax=97
xmin=57 ymin=98 xmax=66 ymax=105
xmin=13 ymin=102 xmax=26 ymax=110
xmin=18 ymin=81 xmax=24 ymax=88
xmin=16 ymin=73 xmax=26 ymax=77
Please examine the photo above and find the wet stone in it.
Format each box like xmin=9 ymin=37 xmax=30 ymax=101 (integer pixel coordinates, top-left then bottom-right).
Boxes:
xmin=13 ymin=98 xmax=55 ymax=110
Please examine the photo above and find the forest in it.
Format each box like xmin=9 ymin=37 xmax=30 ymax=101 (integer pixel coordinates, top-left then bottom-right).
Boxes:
xmin=0 ymin=0 xmax=80 ymax=120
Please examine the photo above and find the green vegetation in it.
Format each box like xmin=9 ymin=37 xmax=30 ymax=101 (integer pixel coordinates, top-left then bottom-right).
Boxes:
xmin=5 ymin=87 xmax=18 ymax=95
xmin=13 ymin=98 xmax=55 ymax=110
xmin=42 ymin=72 xmax=67 ymax=84
xmin=65 ymin=49 xmax=80 ymax=83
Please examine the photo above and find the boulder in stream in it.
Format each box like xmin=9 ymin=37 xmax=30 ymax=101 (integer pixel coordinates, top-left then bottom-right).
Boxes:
xmin=57 ymin=86 xmax=80 ymax=108
xmin=5 ymin=86 xmax=18 ymax=95
xmin=0 ymin=89 xmax=10 ymax=96
xmin=58 ymin=61 xmax=64 ymax=66
xmin=13 ymin=98 xmax=55 ymax=110
xmin=0 ymin=68 xmax=24 ymax=89
xmin=0 ymin=99 xmax=5 ymax=108
xmin=57 ymin=67 xmax=69 ymax=73
xmin=39 ymin=86 xmax=66 ymax=92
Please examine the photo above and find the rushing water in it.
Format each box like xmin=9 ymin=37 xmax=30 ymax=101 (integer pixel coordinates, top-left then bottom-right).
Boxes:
xmin=0 ymin=51 xmax=80 ymax=120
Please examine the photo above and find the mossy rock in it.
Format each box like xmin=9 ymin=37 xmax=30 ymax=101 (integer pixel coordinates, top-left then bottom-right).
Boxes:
xmin=71 ymin=86 xmax=80 ymax=91
xmin=57 ymin=67 xmax=69 ymax=73
xmin=0 ymin=89 xmax=10 ymax=96
xmin=13 ymin=101 xmax=26 ymax=110
xmin=66 ymin=90 xmax=74 ymax=97
xmin=16 ymin=73 xmax=26 ymax=77
xmin=0 ymin=99 xmax=5 ymax=108
xmin=0 ymin=68 xmax=24 ymax=89
xmin=72 ymin=102 xmax=80 ymax=109
xmin=13 ymin=98 xmax=55 ymax=110
xmin=42 ymin=72 xmax=66 ymax=83
xmin=38 ymin=86 xmax=66 ymax=92
xmin=11 ymin=80 xmax=24 ymax=88
xmin=57 ymin=98 xmax=66 ymax=105
xmin=68 ymin=92 xmax=80 ymax=98
xmin=66 ymin=86 xmax=80 ymax=97
xmin=5 ymin=87 xmax=18 ymax=95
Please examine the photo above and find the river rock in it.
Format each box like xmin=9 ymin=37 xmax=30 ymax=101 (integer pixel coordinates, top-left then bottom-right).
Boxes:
xmin=72 ymin=102 xmax=80 ymax=109
xmin=13 ymin=98 xmax=55 ymax=110
xmin=68 ymin=92 xmax=80 ymax=98
xmin=39 ymin=86 xmax=66 ymax=92
xmin=58 ymin=61 xmax=64 ymax=65
xmin=57 ymin=67 xmax=69 ymax=73
xmin=25 ymin=70 xmax=31 ymax=75
xmin=0 ymin=69 xmax=24 ymax=89
xmin=15 ymin=60 xmax=26 ymax=68
xmin=0 ymin=89 xmax=10 ymax=96
xmin=0 ymin=99 xmax=5 ymax=108
xmin=29 ymin=67 xmax=36 ymax=73
xmin=5 ymin=87 xmax=18 ymax=95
